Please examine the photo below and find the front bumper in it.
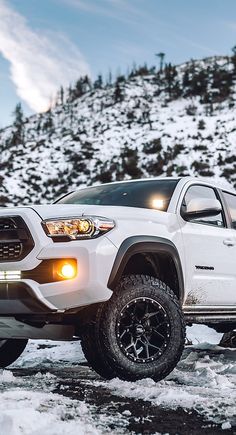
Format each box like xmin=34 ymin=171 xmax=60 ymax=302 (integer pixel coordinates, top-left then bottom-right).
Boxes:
xmin=0 ymin=282 xmax=55 ymax=314
xmin=0 ymin=208 xmax=117 ymax=314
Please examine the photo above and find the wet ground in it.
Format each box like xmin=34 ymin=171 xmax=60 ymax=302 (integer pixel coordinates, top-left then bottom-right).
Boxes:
xmin=11 ymin=363 xmax=235 ymax=435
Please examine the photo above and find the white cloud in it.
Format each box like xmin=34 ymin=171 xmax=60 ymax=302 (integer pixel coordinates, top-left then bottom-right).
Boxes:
xmin=0 ymin=0 xmax=90 ymax=112
xmin=62 ymin=0 xmax=144 ymax=25
xmin=63 ymin=0 xmax=215 ymax=56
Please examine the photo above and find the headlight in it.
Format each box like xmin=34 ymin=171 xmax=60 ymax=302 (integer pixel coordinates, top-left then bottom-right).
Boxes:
xmin=43 ymin=216 xmax=115 ymax=240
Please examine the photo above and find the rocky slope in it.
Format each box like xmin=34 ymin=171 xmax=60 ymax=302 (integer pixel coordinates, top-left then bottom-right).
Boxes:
xmin=0 ymin=54 xmax=236 ymax=206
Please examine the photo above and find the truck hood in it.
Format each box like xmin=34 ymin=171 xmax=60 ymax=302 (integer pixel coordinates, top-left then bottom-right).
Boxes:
xmin=24 ymin=204 xmax=88 ymax=220
xmin=22 ymin=204 xmax=173 ymax=226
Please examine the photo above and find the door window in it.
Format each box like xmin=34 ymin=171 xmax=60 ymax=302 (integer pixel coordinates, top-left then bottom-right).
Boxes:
xmin=222 ymin=191 xmax=236 ymax=229
xmin=182 ymin=185 xmax=225 ymax=227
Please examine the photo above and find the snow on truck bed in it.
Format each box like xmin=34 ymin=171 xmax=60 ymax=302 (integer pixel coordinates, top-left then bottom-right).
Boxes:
xmin=0 ymin=325 xmax=235 ymax=434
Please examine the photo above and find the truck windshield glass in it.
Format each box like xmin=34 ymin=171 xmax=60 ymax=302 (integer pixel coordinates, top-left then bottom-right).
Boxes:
xmin=57 ymin=179 xmax=179 ymax=211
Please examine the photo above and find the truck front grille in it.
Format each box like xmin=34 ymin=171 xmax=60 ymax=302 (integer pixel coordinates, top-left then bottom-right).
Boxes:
xmin=0 ymin=242 xmax=22 ymax=260
xmin=0 ymin=216 xmax=34 ymax=262
xmin=0 ymin=218 xmax=16 ymax=230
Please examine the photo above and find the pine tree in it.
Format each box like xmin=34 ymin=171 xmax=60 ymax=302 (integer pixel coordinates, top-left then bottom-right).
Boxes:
xmin=107 ymin=70 xmax=112 ymax=86
xmin=114 ymin=82 xmax=124 ymax=103
xmin=121 ymin=147 xmax=142 ymax=178
xmin=155 ymin=52 xmax=165 ymax=72
xmin=232 ymin=45 xmax=236 ymax=72
xmin=94 ymin=74 xmax=103 ymax=89
xmin=13 ymin=103 xmax=24 ymax=130
xmin=11 ymin=103 xmax=24 ymax=146
xmin=164 ymin=63 xmax=178 ymax=98
xmin=182 ymin=70 xmax=190 ymax=88
xmin=60 ymin=86 xmax=64 ymax=105
xmin=75 ymin=78 xmax=84 ymax=98
xmin=43 ymin=109 xmax=54 ymax=132
xmin=83 ymin=75 xmax=92 ymax=91
xmin=67 ymin=84 xmax=73 ymax=102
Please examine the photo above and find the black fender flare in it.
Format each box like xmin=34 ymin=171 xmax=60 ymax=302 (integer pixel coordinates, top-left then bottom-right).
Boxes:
xmin=107 ymin=236 xmax=184 ymax=304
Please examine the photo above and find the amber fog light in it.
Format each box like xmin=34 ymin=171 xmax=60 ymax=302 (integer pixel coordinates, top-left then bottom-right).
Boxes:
xmin=54 ymin=259 xmax=77 ymax=280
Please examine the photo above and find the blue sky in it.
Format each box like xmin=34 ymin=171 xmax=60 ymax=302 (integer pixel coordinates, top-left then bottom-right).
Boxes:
xmin=1 ymin=0 xmax=236 ymax=127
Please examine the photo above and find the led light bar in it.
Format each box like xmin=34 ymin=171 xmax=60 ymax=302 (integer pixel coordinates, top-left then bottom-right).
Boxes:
xmin=0 ymin=271 xmax=21 ymax=281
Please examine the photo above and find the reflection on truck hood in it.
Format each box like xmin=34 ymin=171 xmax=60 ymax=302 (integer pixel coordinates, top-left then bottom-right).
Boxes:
xmin=22 ymin=204 xmax=171 ymax=224
xmin=24 ymin=204 xmax=87 ymax=220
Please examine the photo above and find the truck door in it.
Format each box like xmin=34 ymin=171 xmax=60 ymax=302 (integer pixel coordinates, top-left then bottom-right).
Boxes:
xmin=178 ymin=184 xmax=236 ymax=306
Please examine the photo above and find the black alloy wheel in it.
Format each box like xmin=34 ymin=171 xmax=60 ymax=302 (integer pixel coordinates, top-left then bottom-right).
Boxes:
xmin=117 ymin=297 xmax=171 ymax=363
xmin=81 ymin=275 xmax=186 ymax=381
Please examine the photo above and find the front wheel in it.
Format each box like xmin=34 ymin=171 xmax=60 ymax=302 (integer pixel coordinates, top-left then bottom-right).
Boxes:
xmin=0 ymin=339 xmax=28 ymax=367
xmin=81 ymin=275 xmax=185 ymax=382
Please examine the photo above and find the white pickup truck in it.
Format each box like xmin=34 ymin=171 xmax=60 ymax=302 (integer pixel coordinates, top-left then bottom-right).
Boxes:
xmin=0 ymin=177 xmax=235 ymax=381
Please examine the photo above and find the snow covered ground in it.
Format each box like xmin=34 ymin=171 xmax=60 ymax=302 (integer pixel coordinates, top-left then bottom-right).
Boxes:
xmin=0 ymin=325 xmax=235 ymax=434
xmin=98 ymin=344 xmax=236 ymax=429
xmin=0 ymin=384 xmax=100 ymax=435
xmin=12 ymin=340 xmax=86 ymax=369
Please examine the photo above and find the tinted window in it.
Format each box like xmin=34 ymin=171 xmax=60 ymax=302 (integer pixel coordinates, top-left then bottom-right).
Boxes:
xmin=182 ymin=185 xmax=224 ymax=227
xmin=222 ymin=191 xmax=236 ymax=229
xmin=58 ymin=179 xmax=179 ymax=211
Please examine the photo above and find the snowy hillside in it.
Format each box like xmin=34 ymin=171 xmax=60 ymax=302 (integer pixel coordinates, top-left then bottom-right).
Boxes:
xmin=0 ymin=54 xmax=236 ymax=206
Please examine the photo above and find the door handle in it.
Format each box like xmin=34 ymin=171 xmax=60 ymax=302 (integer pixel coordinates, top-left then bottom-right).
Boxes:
xmin=223 ymin=238 xmax=235 ymax=247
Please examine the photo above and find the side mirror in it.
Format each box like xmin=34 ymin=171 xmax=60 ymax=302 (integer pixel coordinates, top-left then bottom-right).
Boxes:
xmin=183 ymin=198 xmax=222 ymax=220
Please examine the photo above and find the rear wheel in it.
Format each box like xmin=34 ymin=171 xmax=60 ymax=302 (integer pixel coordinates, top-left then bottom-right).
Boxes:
xmin=219 ymin=331 xmax=236 ymax=348
xmin=81 ymin=275 xmax=185 ymax=381
xmin=0 ymin=339 xmax=28 ymax=367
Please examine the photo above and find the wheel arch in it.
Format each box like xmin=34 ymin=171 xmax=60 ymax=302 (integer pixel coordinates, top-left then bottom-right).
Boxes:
xmin=107 ymin=236 xmax=184 ymax=304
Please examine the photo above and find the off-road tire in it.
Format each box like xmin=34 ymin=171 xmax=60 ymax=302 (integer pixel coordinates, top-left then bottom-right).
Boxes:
xmin=81 ymin=275 xmax=185 ymax=382
xmin=80 ymin=309 xmax=116 ymax=379
xmin=0 ymin=339 xmax=28 ymax=367
xmin=219 ymin=331 xmax=236 ymax=348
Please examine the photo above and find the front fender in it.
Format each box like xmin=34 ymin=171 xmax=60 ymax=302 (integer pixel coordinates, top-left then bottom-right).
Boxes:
xmin=107 ymin=235 xmax=184 ymax=304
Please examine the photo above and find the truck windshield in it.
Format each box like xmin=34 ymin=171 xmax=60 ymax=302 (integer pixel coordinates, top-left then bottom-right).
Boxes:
xmin=57 ymin=179 xmax=179 ymax=211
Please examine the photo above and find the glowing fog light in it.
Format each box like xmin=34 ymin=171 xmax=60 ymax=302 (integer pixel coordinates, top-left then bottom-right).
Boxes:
xmin=56 ymin=261 xmax=77 ymax=280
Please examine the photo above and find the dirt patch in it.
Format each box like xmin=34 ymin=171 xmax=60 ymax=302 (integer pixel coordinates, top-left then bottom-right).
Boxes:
xmin=12 ymin=365 xmax=234 ymax=434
